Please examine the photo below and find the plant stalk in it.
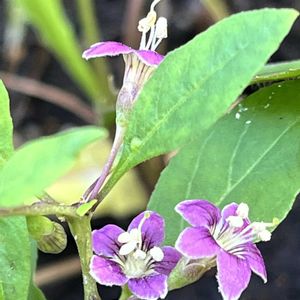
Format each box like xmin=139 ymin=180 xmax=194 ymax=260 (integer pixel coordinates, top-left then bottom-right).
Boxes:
xmin=68 ymin=216 xmax=101 ymax=300
xmin=119 ymin=285 xmax=132 ymax=300
xmin=83 ymin=126 xmax=125 ymax=201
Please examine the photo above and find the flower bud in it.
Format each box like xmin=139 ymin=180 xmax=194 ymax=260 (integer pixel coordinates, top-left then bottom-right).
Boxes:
xmin=27 ymin=216 xmax=67 ymax=254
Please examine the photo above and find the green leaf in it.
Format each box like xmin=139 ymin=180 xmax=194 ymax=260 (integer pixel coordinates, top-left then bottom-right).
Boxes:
xmin=0 ymin=126 xmax=107 ymax=207
xmin=0 ymin=217 xmax=31 ymax=300
xmin=27 ymin=285 xmax=46 ymax=300
xmin=149 ymin=80 xmax=300 ymax=245
xmin=254 ymin=59 xmax=300 ymax=84
xmin=16 ymin=0 xmax=112 ymax=102
xmin=0 ymin=83 xmax=33 ymax=300
xmin=27 ymin=241 xmax=46 ymax=300
xmin=103 ymin=9 xmax=298 ymax=194
xmin=76 ymin=200 xmax=97 ymax=217
xmin=0 ymin=81 xmax=13 ymax=167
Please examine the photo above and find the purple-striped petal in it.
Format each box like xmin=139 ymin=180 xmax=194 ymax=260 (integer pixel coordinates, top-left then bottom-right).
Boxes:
xmin=176 ymin=226 xmax=219 ymax=259
xmin=245 ymin=244 xmax=267 ymax=283
xmin=128 ymin=211 xmax=165 ymax=248
xmin=222 ymin=203 xmax=239 ymax=219
xmin=222 ymin=203 xmax=250 ymax=231
xmin=175 ymin=200 xmax=221 ymax=228
xmin=90 ymin=255 xmax=128 ymax=286
xmin=135 ymin=50 xmax=164 ymax=66
xmin=92 ymin=225 xmax=124 ymax=256
xmin=155 ymin=246 xmax=181 ymax=275
xmin=217 ymin=250 xmax=251 ymax=300
xmin=82 ymin=41 xmax=133 ymax=60
xmin=128 ymin=274 xmax=168 ymax=300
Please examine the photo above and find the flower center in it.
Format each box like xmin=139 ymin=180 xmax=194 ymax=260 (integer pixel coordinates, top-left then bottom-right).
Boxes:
xmin=115 ymin=212 xmax=164 ymax=278
xmin=211 ymin=203 xmax=273 ymax=257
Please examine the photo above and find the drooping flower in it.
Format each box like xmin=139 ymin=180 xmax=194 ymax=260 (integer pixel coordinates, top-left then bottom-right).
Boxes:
xmin=175 ymin=200 xmax=272 ymax=300
xmin=83 ymin=0 xmax=167 ymax=123
xmin=90 ymin=211 xmax=181 ymax=300
xmin=82 ymin=0 xmax=167 ymax=201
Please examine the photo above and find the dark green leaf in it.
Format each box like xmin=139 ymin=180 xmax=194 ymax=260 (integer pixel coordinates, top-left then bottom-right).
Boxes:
xmin=149 ymin=80 xmax=300 ymax=245
xmin=0 ymin=126 xmax=106 ymax=207
xmin=105 ymin=9 xmax=298 ymax=193
xmin=254 ymin=59 xmax=300 ymax=84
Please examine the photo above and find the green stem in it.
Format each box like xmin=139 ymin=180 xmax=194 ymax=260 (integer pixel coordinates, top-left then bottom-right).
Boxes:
xmin=0 ymin=202 xmax=78 ymax=218
xmin=119 ymin=285 xmax=132 ymax=300
xmin=68 ymin=216 xmax=101 ymax=300
xmin=168 ymin=257 xmax=216 ymax=291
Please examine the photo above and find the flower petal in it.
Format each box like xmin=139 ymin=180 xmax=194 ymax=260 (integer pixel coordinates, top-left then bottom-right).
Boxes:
xmin=90 ymin=255 xmax=127 ymax=286
xmin=155 ymin=246 xmax=181 ymax=275
xmin=82 ymin=41 xmax=133 ymax=60
xmin=245 ymin=244 xmax=267 ymax=283
xmin=135 ymin=50 xmax=164 ymax=66
xmin=92 ymin=225 xmax=124 ymax=256
xmin=175 ymin=226 xmax=219 ymax=259
xmin=222 ymin=203 xmax=250 ymax=231
xmin=217 ymin=250 xmax=251 ymax=300
xmin=175 ymin=200 xmax=221 ymax=227
xmin=128 ymin=211 xmax=165 ymax=248
xmin=221 ymin=203 xmax=239 ymax=220
xmin=128 ymin=274 xmax=168 ymax=300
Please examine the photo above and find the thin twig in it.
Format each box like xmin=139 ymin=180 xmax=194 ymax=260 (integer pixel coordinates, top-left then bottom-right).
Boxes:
xmin=35 ymin=256 xmax=81 ymax=286
xmin=201 ymin=0 xmax=230 ymax=22
xmin=0 ymin=71 xmax=97 ymax=123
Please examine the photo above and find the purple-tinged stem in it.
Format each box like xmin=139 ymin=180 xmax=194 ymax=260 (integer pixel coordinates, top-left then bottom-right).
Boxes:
xmin=83 ymin=126 xmax=125 ymax=201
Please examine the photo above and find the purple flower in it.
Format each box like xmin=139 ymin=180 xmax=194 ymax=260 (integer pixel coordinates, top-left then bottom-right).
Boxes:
xmin=82 ymin=0 xmax=167 ymax=120
xmin=175 ymin=200 xmax=272 ymax=300
xmin=90 ymin=211 xmax=181 ymax=300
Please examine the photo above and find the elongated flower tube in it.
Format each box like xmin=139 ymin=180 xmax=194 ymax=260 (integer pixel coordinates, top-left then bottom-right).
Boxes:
xmin=90 ymin=211 xmax=181 ymax=300
xmin=82 ymin=0 xmax=167 ymax=201
xmin=175 ymin=200 xmax=272 ymax=300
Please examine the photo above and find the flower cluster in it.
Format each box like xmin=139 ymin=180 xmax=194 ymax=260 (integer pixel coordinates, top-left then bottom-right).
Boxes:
xmin=90 ymin=200 xmax=271 ymax=300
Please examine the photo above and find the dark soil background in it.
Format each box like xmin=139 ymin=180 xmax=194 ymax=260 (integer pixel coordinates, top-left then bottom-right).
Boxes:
xmin=1 ymin=0 xmax=300 ymax=299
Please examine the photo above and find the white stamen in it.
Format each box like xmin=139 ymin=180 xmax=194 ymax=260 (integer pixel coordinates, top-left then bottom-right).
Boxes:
xmin=236 ymin=203 xmax=249 ymax=219
xmin=227 ymin=216 xmax=244 ymax=228
xmin=150 ymin=0 xmax=162 ymax=11
xmin=258 ymin=230 xmax=272 ymax=242
xmin=118 ymin=232 xmax=131 ymax=244
xmin=119 ymin=241 xmax=137 ymax=256
xmin=155 ymin=17 xmax=168 ymax=39
xmin=133 ymin=249 xmax=147 ymax=260
xmin=149 ymin=246 xmax=164 ymax=262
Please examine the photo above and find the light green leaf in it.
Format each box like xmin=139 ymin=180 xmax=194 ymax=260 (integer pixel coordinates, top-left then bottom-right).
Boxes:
xmin=0 ymin=82 xmax=32 ymax=300
xmin=16 ymin=0 xmax=112 ymax=102
xmin=27 ymin=241 xmax=46 ymax=300
xmin=0 ymin=217 xmax=31 ymax=300
xmin=149 ymin=80 xmax=300 ymax=245
xmin=0 ymin=81 xmax=13 ymax=167
xmin=0 ymin=126 xmax=107 ymax=207
xmin=103 ymin=9 xmax=298 ymax=195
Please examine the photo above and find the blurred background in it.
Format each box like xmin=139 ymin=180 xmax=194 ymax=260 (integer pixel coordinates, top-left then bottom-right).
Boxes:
xmin=0 ymin=0 xmax=300 ymax=299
